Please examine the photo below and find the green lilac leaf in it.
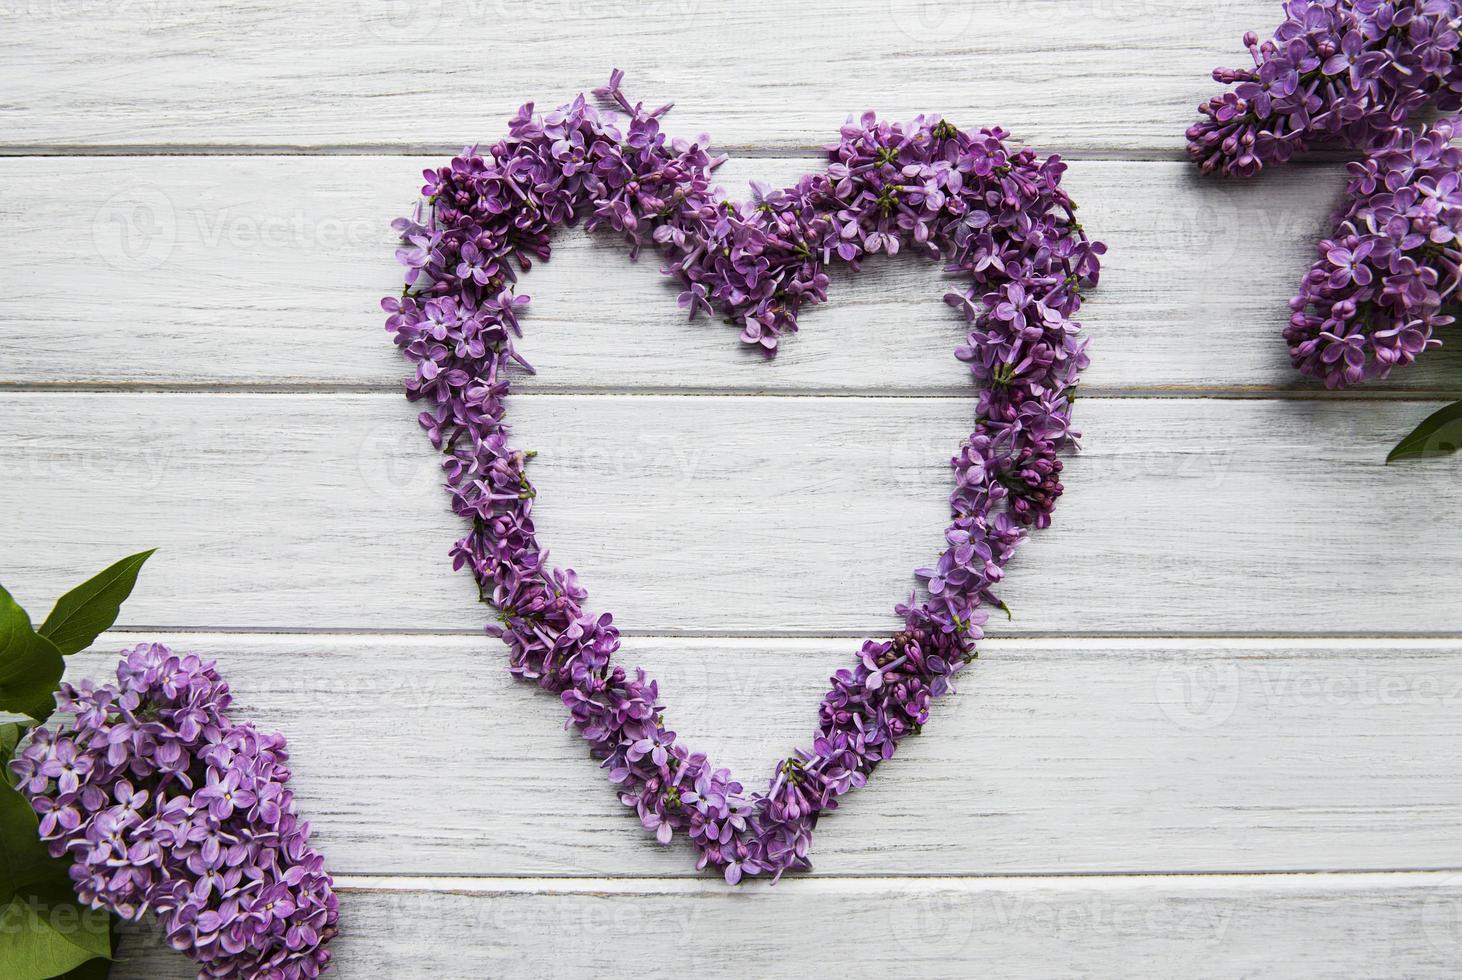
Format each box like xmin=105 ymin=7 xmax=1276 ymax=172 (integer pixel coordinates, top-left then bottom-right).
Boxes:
xmin=0 ymin=723 xmax=21 ymax=769
xmin=1387 ymin=399 xmax=1462 ymax=463
xmin=0 ymin=779 xmax=56 ymax=906
xmin=0 ymin=879 xmax=112 ymax=980
xmin=53 ymin=937 xmax=113 ymax=980
xmin=0 ymin=727 xmax=71 ymax=907
xmin=0 ymin=731 xmax=113 ymax=977
xmin=38 ymin=551 xmax=155 ymax=656
xmin=0 ymin=588 xmax=63 ymax=724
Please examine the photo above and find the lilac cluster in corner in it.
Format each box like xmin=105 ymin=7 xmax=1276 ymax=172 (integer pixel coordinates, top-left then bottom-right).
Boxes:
xmin=1187 ymin=0 xmax=1461 ymax=177
xmin=382 ymin=73 xmax=1103 ymax=882
xmin=10 ymin=644 xmax=338 ymax=979
xmin=1190 ymin=0 xmax=1462 ymax=387
xmin=1288 ymin=118 xmax=1461 ymax=384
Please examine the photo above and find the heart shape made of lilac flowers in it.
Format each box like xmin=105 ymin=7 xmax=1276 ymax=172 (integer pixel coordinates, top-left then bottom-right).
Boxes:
xmin=382 ymin=72 xmax=1104 ymax=883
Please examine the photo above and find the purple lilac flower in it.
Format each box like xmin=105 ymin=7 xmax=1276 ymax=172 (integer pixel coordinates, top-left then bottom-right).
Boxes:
xmin=10 ymin=643 xmax=338 ymax=978
xmin=1287 ymin=118 xmax=1460 ymax=385
xmin=382 ymin=73 xmax=1104 ymax=882
xmin=1187 ymin=1 xmax=1462 ymax=177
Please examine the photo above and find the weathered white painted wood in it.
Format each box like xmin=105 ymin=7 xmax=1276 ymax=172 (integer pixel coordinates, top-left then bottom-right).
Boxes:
xmin=107 ymin=872 xmax=1462 ymax=979
xmin=58 ymin=633 xmax=1462 ymax=878
xmin=4 ymin=393 xmax=1459 ymax=635
xmin=8 ymin=392 xmax=1462 ymax=637
xmin=7 ymin=4 xmax=1459 ymax=976
xmin=1 ymin=1 xmax=1280 ymax=154
xmin=4 ymin=155 xmax=1460 ymax=393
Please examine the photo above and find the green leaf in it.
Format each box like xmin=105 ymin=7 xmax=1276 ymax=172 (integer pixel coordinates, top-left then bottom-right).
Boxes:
xmin=0 ymin=724 xmax=21 ymax=767
xmin=1 ymin=723 xmax=21 ymax=795
xmin=37 ymin=551 xmax=155 ymax=657
xmin=0 ymin=589 xmax=63 ymax=724
xmin=1387 ymin=399 xmax=1462 ymax=463
xmin=52 ymin=935 xmax=112 ymax=980
xmin=0 ymin=734 xmax=68 ymax=908
xmin=0 ymin=732 xmax=114 ymax=980
xmin=0 ymin=787 xmax=50 ymax=905
xmin=0 ymin=880 xmax=112 ymax=980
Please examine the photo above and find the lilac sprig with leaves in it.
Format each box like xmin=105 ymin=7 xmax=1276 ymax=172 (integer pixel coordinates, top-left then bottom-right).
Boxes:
xmin=1 ymin=553 xmax=158 ymax=980
xmin=382 ymin=72 xmax=1104 ymax=881
xmin=0 ymin=554 xmax=338 ymax=980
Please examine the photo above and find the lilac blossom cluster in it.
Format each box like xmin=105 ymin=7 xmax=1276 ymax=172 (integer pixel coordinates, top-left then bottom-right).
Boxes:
xmin=1287 ymin=118 xmax=1461 ymax=384
xmin=382 ymin=73 xmax=1103 ymax=882
xmin=10 ymin=643 xmax=338 ymax=978
xmin=1190 ymin=1 xmax=1462 ymax=385
xmin=1187 ymin=0 xmax=1462 ymax=177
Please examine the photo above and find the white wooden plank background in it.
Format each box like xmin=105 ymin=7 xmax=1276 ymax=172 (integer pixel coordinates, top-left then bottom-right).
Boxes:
xmin=56 ymin=633 xmax=1462 ymax=878
xmin=5 ymin=156 xmax=1462 ymax=394
xmin=3 ymin=393 xmax=1461 ymax=635
xmin=103 ymin=874 xmax=1462 ymax=979
xmin=0 ymin=1 xmax=1297 ymax=154
xmin=3 ymin=2 xmax=1462 ymax=977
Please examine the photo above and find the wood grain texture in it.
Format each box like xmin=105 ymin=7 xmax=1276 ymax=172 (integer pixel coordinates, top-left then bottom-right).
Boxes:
xmin=3 ymin=155 xmax=1460 ymax=393
xmin=61 ymin=632 xmax=1462 ymax=879
xmin=8 ymin=4 xmax=1462 ymax=975
xmin=3 ymin=392 xmax=1458 ymax=636
xmin=2 ymin=1 xmax=1281 ymax=154
xmin=105 ymin=873 xmax=1462 ymax=979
